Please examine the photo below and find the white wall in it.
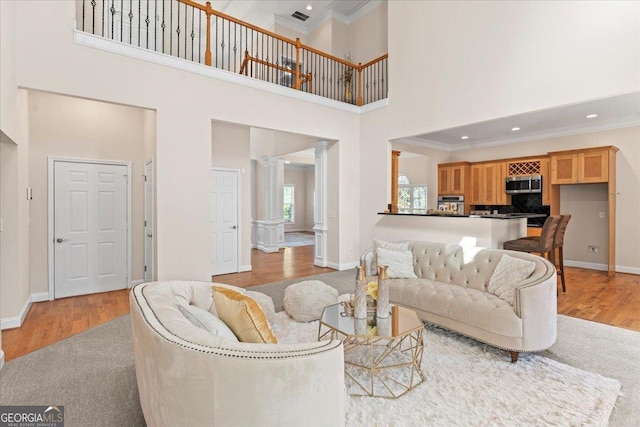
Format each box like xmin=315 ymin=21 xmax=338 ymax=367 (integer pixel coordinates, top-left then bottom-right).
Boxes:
xmin=1 ymin=0 xmax=31 ymax=333
xmin=398 ymin=155 xmax=428 ymax=185
xmin=358 ymin=1 xmax=640 ymax=272
xmin=13 ymin=1 xmax=361 ymax=282
xmin=284 ymin=166 xmax=314 ymax=231
xmin=560 ymin=184 xmax=609 ymax=266
xmin=211 ymin=121 xmax=252 ymax=269
xmin=350 ymin=2 xmax=388 ymax=63
xmin=386 ymin=1 xmax=640 ymax=140
xmin=28 ymin=91 xmax=147 ymax=294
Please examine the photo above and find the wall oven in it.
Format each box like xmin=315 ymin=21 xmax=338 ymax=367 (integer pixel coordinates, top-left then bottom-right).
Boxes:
xmin=505 ymin=175 xmax=542 ymax=194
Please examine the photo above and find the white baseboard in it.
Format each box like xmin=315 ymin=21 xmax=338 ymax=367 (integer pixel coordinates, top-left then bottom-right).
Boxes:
xmin=564 ymin=260 xmax=608 ymax=271
xmin=239 ymin=264 xmax=252 ymax=272
xmin=326 ymin=261 xmax=359 ymax=271
xmin=0 ymin=350 xmax=4 ymax=371
xmin=0 ymin=296 xmax=32 ymax=330
xmin=31 ymin=292 xmax=50 ymax=302
xmin=564 ymin=260 xmax=640 ymax=275
xmin=131 ymin=279 xmax=145 ymax=288
xmin=615 ymin=265 xmax=640 ymax=275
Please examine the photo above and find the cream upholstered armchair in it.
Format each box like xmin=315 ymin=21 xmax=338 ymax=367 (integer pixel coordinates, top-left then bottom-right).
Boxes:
xmin=130 ymin=281 xmax=346 ymax=427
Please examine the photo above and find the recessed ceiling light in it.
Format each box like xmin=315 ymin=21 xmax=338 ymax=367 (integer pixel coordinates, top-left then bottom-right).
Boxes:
xmin=306 ymin=5 xmax=312 ymax=10
xmin=284 ymin=160 xmax=291 ymax=164
xmin=586 ymin=114 xmax=598 ymax=119
xmin=461 ymin=136 xmax=469 ymax=140
xmin=511 ymin=127 xmax=520 ymax=131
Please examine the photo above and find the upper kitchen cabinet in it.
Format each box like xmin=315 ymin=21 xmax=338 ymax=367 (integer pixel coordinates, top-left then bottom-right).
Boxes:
xmin=437 ymin=162 xmax=470 ymax=195
xmin=469 ymin=162 xmax=509 ymax=205
xmin=550 ymin=146 xmax=618 ymax=184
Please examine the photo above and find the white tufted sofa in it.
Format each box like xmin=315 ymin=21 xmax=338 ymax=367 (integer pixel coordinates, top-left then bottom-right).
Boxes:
xmin=361 ymin=241 xmax=557 ymax=362
xmin=130 ymin=281 xmax=346 ymax=427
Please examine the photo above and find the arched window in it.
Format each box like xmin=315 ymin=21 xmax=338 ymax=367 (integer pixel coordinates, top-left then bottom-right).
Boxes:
xmin=398 ymin=174 xmax=427 ymax=214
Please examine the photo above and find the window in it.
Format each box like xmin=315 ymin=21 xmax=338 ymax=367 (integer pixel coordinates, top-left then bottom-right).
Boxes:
xmin=398 ymin=175 xmax=427 ymax=214
xmin=283 ymin=184 xmax=295 ymax=223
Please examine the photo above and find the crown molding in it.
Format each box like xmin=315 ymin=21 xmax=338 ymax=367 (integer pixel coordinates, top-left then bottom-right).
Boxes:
xmin=394 ymin=137 xmax=453 ymax=152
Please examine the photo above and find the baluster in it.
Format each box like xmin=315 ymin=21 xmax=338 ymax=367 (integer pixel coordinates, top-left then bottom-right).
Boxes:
xmin=137 ymin=0 xmax=141 ymax=46
xmin=161 ymin=0 xmax=165 ymax=53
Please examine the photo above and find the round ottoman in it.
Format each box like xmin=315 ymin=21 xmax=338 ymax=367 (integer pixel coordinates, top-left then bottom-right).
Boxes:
xmin=283 ymin=280 xmax=339 ymax=322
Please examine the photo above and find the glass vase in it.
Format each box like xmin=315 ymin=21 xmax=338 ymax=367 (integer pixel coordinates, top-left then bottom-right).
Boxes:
xmin=376 ymin=265 xmax=390 ymax=318
xmin=354 ymin=266 xmax=367 ymax=319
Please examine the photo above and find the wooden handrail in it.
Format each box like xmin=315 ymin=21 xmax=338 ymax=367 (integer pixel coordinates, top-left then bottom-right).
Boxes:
xmin=176 ymin=0 xmax=386 ymax=104
xmin=178 ymin=0 xmax=361 ymax=69
xmin=361 ymin=53 xmax=388 ymax=69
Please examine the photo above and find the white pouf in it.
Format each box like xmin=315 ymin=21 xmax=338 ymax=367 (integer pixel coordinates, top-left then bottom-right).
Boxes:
xmin=284 ymin=280 xmax=339 ymax=323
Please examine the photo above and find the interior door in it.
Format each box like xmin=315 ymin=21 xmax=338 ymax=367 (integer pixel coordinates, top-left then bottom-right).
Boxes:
xmin=54 ymin=161 xmax=128 ymax=298
xmin=144 ymin=160 xmax=154 ymax=282
xmin=211 ymin=169 xmax=239 ymax=276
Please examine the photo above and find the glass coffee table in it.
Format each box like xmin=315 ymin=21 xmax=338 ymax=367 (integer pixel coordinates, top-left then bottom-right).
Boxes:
xmin=318 ymin=303 xmax=424 ymax=399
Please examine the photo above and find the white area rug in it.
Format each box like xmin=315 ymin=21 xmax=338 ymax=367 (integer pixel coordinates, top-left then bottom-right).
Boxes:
xmin=284 ymin=232 xmax=315 ymax=247
xmin=271 ymin=312 xmax=621 ymax=426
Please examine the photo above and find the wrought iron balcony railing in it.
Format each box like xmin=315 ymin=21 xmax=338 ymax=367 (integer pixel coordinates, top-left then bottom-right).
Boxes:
xmin=78 ymin=0 xmax=388 ymax=106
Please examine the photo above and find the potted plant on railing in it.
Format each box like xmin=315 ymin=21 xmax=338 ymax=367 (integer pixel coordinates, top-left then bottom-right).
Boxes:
xmin=343 ymin=54 xmax=354 ymax=104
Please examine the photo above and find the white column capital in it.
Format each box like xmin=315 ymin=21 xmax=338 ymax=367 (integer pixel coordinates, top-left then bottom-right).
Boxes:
xmin=312 ymin=140 xmax=330 ymax=153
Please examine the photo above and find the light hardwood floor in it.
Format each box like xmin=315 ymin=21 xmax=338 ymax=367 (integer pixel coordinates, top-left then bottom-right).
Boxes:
xmin=2 ymin=245 xmax=639 ymax=362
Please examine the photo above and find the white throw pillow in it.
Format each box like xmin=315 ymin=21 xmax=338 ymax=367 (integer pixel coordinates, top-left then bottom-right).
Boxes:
xmin=178 ymin=303 xmax=239 ymax=342
xmin=488 ymin=254 xmax=536 ymax=306
xmin=373 ymin=240 xmax=410 ymax=275
xmin=376 ymin=248 xmax=417 ymax=279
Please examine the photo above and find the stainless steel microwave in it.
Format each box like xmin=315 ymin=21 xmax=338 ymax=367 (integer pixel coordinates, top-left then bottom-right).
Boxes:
xmin=505 ymin=175 xmax=542 ymax=194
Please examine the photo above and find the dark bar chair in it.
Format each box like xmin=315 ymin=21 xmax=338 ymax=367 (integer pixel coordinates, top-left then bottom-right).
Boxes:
xmin=503 ymin=215 xmax=561 ymax=266
xmin=550 ymin=215 xmax=572 ymax=293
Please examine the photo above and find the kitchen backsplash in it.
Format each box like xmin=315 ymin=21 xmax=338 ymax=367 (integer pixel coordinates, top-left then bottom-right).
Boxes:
xmin=474 ymin=193 xmax=550 ymax=226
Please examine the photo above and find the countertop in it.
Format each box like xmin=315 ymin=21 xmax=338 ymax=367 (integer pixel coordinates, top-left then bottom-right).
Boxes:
xmin=378 ymin=212 xmax=547 ymax=219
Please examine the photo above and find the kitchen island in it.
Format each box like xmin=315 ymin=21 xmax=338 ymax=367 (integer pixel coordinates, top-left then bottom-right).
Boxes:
xmin=374 ymin=213 xmax=545 ymax=249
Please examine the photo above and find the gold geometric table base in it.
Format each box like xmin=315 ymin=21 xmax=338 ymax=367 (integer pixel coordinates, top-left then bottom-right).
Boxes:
xmin=318 ymin=324 xmax=424 ymax=399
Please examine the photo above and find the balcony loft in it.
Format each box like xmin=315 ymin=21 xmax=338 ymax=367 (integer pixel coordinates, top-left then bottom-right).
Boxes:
xmin=77 ymin=0 xmax=388 ymax=109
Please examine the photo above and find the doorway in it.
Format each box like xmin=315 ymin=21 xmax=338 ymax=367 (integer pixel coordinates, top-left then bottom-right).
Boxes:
xmin=144 ymin=160 xmax=154 ymax=282
xmin=211 ymin=168 xmax=240 ymax=275
xmin=49 ymin=158 xmax=131 ymax=299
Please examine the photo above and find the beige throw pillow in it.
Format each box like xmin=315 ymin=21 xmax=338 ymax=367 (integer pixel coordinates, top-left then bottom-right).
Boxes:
xmin=213 ymin=286 xmax=278 ymax=344
xmin=488 ymin=254 xmax=536 ymax=306
xmin=178 ymin=303 xmax=239 ymax=342
xmin=376 ymin=248 xmax=417 ymax=279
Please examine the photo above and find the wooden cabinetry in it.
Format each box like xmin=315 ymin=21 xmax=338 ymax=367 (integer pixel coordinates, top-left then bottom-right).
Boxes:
xmin=469 ymin=162 xmax=509 ymax=206
xmin=437 ymin=162 xmax=469 ymax=195
xmin=495 ymin=161 xmax=509 ymax=205
xmin=540 ymin=157 xmax=552 ymax=206
xmin=550 ymin=148 xmax=611 ymax=184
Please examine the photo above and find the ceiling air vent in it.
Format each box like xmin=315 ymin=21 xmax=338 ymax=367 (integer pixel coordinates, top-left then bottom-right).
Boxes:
xmin=292 ymin=11 xmax=310 ymax=21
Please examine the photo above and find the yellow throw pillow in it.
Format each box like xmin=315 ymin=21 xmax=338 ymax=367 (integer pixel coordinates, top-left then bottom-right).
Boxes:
xmin=212 ymin=286 xmax=278 ymax=344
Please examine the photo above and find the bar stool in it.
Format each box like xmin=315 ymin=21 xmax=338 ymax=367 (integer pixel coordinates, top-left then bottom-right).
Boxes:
xmin=503 ymin=215 xmax=561 ymax=263
xmin=551 ymin=215 xmax=572 ymax=293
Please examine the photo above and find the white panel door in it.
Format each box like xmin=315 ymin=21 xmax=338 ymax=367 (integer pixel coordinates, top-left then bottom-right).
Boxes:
xmin=144 ymin=160 xmax=154 ymax=282
xmin=211 ymin=169 xmax=238 ymax=276
xmin=54 ymin=161 xmax=128 ymax=298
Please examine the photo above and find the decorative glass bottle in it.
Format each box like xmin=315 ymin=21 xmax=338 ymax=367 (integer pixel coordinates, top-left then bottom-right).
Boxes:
xmin=354 ymin=266 xmax=367 ymax=319
xmin=377 ymin=265 xmax=390 ymax=318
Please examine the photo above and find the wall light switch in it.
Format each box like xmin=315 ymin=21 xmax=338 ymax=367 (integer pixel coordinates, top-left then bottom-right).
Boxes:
xmin=329 ymin=211 xmax=337 ymax=218
xmin=599 ymin=212 xmax=605 ymax=219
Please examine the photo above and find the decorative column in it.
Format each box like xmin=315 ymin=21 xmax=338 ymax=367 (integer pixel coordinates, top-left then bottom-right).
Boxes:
xmin=255 ymin=156 xmax=284 ymax=253
xmin=391 ymin=150 xmax=401 ymax=213
xmin=250 ymin=159 xmax=257 ymax=248
xmin=312 ymin=141 xmax=329 ymax=267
